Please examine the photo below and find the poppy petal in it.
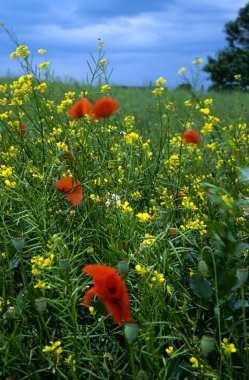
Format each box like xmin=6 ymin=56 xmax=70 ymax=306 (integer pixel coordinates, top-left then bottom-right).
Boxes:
xmin=83 ymin=287 xmax=97 ymax=307
xmin=68 ymin=98 xmax=92 ymax=119
xmin=55 ymin=177 xmax=83 ymax=206
xmin=92 ymin=98 xmax=118 ymax=119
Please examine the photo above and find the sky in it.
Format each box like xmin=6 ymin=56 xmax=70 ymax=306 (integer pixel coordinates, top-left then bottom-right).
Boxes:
xmin=0 ymin=0 xmax=248 ymax=87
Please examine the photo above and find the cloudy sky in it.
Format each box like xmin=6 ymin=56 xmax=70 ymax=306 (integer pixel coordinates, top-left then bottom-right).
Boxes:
xmin=0 ymin=0 xmax=248 ymax=87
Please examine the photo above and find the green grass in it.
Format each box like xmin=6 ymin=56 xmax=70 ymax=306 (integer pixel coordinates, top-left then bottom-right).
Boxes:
xmin=0 ymin=46 xmax=248 ymax=380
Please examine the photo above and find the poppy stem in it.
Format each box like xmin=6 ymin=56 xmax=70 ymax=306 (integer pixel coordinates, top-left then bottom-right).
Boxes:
xmin=128 ymin=344 xmax=136 ymax=380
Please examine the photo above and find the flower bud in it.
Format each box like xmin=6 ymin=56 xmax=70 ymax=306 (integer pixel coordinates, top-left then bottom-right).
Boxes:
xmin=168 ymin=228 xmax=179 ymax=238
xmin=59 ymin=256 xmax=71 ymax=273
xmin=198 ymin=260 xmax=209 ymax=277
xmin=12 ymin=237 xmax=25 ymax=252
xmin=124 ymin=323 xmax=139 ymax=344
xmin=200 ymin=335 xmax=215 ymax=356
xmin=35 ymin=297 xmax=47 ymax=315
xmin=236 ymin=268 xmax=248 ymax=286
xmin=117 ymin=260 xmax=129 ymax=276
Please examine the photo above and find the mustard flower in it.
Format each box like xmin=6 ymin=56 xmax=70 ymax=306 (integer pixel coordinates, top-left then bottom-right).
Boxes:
xmin=192 ymin=58 xmax=203 ymax=65
xmin=136 ymin=212 xmax=151 ymax=222
xmin=39 ymin=61 xmax=50 ymax=71
xmin=141 ymin=233 xmax=155 ymax=246
xmin=65 ymin=354 xmax=76 ymax=372
xmin=165 ymin=346 xmax=174 ymax=355
xmin=43 ymin=341 xmax=63 ymax=355
xmin=100 ymin=84 xmax=111 ymax=93
xmin=10 ymin=45 xmax=30 ymax=59
xmin=178 ymin=67 xmax=186 ymax=75
xmin=189 ymin=356 xmax=203 ymax=368
xmin=234 ymin=74 xmax=241 ymax=80
xmin=100 ymin=59 xmax=107 ymax=67
xmin=221 ymin=338 xmax=237 ymax=355
xmin=38 ymin=49 xmax=46 ymax=54
xmin=135 ymin=264 xmax=150 ymax=276
xmin=152 ymin=87 xmax=164 ymax=96
xmin=155 ymin=76 xmax=166 ymax=86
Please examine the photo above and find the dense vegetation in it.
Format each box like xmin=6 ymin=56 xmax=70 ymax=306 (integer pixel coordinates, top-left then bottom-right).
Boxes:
xmin=0 ymin=43 xmax=248 ymax=379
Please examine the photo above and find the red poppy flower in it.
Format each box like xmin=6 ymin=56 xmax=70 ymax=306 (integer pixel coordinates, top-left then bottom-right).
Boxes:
xmin=55 ymin=176 xmax=83 ymax=206
xmin=18 ymin=122 xmax=25 ymax=135
xmin=182 ymin=130 xmax=201 ymax=144
xmin=68 ymin=98 xmax=92 ymax=119
xmin=92 ymin=98 xmax=118 ymax=119
xmin=82 ymin=264 xmax=133 ymax=324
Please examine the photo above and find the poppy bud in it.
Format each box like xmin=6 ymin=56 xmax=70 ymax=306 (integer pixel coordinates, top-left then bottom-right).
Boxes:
xmin=117 ymin=260 xmax=130 ymax=276
xmin=236 ymin=268 xmax=248 ymax=286
xmin=168 ymin=228 xmax=178 ymax=238
xmin=137 ymin=370 xmax=148 ymax=380
xmin=200 ymin=335 xmax=215 ymax=356
xmin=59 ymin=256 xmax=71 ymax=273
xmin=12 ymin=237 xmax=25 ymax=252
xmin=35 ymin=297 xmax=47 ymax=315
xmin=198 ymin=260 xmax=209 ymax=277
xmin=124 ymin=323 xmax=139 ymax=344
xmin=177 ymin=191 xmax=184 ymax=198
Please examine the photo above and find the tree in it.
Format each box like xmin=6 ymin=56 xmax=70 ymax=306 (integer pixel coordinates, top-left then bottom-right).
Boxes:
xmin=203 ymin=3 xmax=249 ymax=90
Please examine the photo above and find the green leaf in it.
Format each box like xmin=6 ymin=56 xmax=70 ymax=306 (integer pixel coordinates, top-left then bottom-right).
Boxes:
xmin=190 ymin=273 xmax=213 ymax=299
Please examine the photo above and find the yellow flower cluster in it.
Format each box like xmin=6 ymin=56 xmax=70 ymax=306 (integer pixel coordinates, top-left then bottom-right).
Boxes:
xmin=0 ymin=297 xmax=10 ymax=313
xmin=10 ymin=45 xmax=30 ymax=59
xmin=123 ymin=131 xmax=142 ymax=145
xmin=151 ymin=270 xmax=165 ymax=283
xmin=141 ymin=233 xmax=155 ymax=246
xmin=181 ymin=196 xmax=198 ymax=211
xmin=0 ymin=165 xmax=16 ymax=187
xmin=100 ymin=84 xmax=111 ymax=93
xmin=180 ymin=219 xmax=207 ymax=236
xmin=135 ymin=264 xmax=150 ymax=275
xmin=42 ymin=341 xmax=63 ymax=354
xmin=9 ymin=74 xmax=33 ymax=106
xmin=116 ymin=200 xmax=133 ymax=213
xmin=151 ymin=87 xmax=164 ymax=96
xmin=57 ymin=91 xmax=75 ymax=113
xmin=136 ymin=212 xmax=151 ymax=222
xmin=31 ymin=253 xmax=55 ymax=276
xmin=221 ymin=338 xmax=237 ymax=355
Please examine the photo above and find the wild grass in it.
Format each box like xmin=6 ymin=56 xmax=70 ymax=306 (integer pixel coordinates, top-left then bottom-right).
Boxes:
xmin=0 ymin=42 xmax=248 ymax=380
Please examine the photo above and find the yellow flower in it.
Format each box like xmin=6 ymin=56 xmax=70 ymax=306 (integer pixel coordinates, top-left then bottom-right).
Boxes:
xmin=10 ymin=45 xmax=30 ymax=59
xmin=178 ymin=67 xmax=186 ymax=75
xmin=165 ymin=346 xmax=174 ymax=355
xmin=65 ymin=354 xmax=76 ymax=372
xmin=221 ymin=338 xmax=237 ymax=355
xmin=190 ymin=356 xmax=204 ymax=369
xmin=135 ymin=264 xmax=150 ymax=275
xmin=141 ymin=233 xmax=155 ymax=246
xmin=136 ymin=212 xmax=151 ymax=222
xmin=88 ymin=306 xmax=96 ymax=315
xmin=38 ymin=49 xmax=46 ymax=54
xmin=100 ymin=84 xmax=111 ymax=93
xmin=192 ymin=58 xmax=203 ymax=65
xmin=152 ymin=87 xmax=164 ymax=96
xmin=234 ymin=74 xmax=241 ymax=80
xmin=155 ymin=76 xmax=166 ymax=86
xmin=43 ymin=341 xmax=63 ymax=355
xmin=39 ymin=61 xmax=50 ymax=71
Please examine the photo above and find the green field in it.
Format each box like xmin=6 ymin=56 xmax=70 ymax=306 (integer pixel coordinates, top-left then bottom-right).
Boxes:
xmin=0 ymin=45 xmax=249 ymax=379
